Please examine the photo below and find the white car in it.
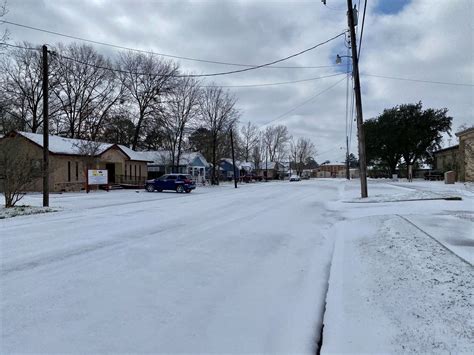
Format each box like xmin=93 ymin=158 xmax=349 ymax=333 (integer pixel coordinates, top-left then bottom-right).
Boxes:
xmin=289 ymin=175 xmax=301 ymax=182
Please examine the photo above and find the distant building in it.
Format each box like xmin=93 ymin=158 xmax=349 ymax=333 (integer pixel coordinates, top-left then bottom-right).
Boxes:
xmin=456 ymin=127 xmax=474 ymax=182
xmin=219 ymin=158 xmax=240 ymax=181
xmin=255 ymin=162 xmax=286 ymax=180
xmin=137 ymin=151 xmax=209 ymax=181
xmin=433 ymin=145 xmax=459 ymax=176
xmin=317 ymin=164 xmax=346 ymax=178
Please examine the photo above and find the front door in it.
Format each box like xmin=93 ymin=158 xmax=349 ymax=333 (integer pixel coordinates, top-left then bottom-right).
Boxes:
xmin=106 ymin=163 xmax=115 ymax=183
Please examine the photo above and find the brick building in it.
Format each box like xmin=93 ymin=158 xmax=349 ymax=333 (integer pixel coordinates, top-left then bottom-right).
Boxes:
xmin=0 ymin=131 xmax=150 ymax=192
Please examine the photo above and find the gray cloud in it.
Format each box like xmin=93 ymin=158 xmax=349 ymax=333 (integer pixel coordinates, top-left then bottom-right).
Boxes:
xmin=3 ymin=0 xmax=473 ymax=163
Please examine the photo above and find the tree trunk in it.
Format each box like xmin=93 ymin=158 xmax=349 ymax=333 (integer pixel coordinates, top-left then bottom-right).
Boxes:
xmin=132 ymin=110 xmax=145 ymax=150
xmin=212 ymin=135 xmax=218 ymax=185
xmin=176 ymin=135 xmax=183 ymax=175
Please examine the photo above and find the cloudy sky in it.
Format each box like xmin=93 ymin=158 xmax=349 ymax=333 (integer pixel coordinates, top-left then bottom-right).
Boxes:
xmin=2 ymin=0 xmax=473 ymax=163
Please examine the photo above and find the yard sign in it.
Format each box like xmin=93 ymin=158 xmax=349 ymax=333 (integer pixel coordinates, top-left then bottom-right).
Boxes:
xmin=87 ymin=169 xmax=108 ymax=185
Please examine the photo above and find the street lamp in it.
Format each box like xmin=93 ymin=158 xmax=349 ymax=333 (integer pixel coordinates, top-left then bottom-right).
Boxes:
xmin=335 ymin=54 xmax=351 ymax=64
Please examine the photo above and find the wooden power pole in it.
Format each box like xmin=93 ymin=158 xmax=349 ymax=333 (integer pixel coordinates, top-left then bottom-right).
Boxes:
xmin=42 ymin=44 xmax=49 ymax=207
xmin=347 ymin=0 xmax=368 ymax=197
xmin=230 ymin=128 xmax=238 ymax=188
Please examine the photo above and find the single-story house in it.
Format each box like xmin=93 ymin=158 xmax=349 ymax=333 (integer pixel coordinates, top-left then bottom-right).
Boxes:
xmin=136 ymin=151 xmax=210 ymax=182
xmin=255 ymin=161 xmax=286 ymax=180
xmin=239 ymin=161 xmax=254 ymax=175
xmin=219 ymin=158 xmax=240 ymax=180
xmin=0 ymin=131 xmax=150 ymax=192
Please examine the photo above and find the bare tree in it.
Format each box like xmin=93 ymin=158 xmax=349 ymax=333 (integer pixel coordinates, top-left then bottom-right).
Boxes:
xmin=0 ymin=137 xmax=42 ymax=207
xmin=241 ymin=121 xmax=260 ymax=162
xmin=162 ymin=76 xmax=201 ymax=171
xmin=53 ymin=43 xmax=120 ymax=139
xmin=290 ymin=137 xmax=316 ymax=175
xmin=72 ymin=139 xmax=103 ymax=168
xmin=0 ymin=1 xmax=9 ymax=45
xmin=251 ymin=134 xmax=264 ymax=173
xmin=0 ymin=43 xmax=45 ymax=132
xmin=199 ymin=85 xmax=239 ymax=184
xmin=263 ymin=124 xmax=290 ymax=162
xmin=118 ymin=51 xmax=178 ymax=150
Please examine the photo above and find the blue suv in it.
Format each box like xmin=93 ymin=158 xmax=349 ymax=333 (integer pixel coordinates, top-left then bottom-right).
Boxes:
xmin=145 ymin=174 xmax=196 ymax=193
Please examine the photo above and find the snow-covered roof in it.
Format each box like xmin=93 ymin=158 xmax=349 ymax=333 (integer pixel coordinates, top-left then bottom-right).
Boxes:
xmin=239 ymin=161 xmax=254 ymax=170
xmin=138 ymin=150 xmax=209 ymax=167
xmin=256 ymin=162 xmax=280 ymax=170
xmin=455 ymin=126 xmax=474 ymax=137
xmin=15 ymin=131 xmax=150 ymax=162
xmin=116 ymin=144 xmax=152 ymax=162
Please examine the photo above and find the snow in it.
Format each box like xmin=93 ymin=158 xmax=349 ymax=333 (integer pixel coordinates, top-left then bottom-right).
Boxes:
xmin=18 ymin=131 xmax=113 ymax=156
xmin=0 ymin=181 xmax=338 ymax=353
xmin=0 ymin=205 xmax=58 ymax=219
xmin=322 ymin=179 xmax=474 ymax=353
xmin=16 ymin=131 xmax=150 ymax=162
xmin=1 ymin=179 xmax=472 ymax=353
xmin=136 ymin=150 xmax=210 ymax=166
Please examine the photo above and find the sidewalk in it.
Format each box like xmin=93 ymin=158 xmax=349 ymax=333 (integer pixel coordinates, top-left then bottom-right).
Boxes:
xmin=321 ymin=215 xmax=473 ymax=353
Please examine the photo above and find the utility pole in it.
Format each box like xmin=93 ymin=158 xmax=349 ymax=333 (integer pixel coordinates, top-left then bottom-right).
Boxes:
xmin=347 ymin=0 xmax=368 ymax=197
xmin=346 ymin=136 xmax=350 ymax=180
xmin=42 ymin=44 xmax=49 ymax=207
xmin=265 ymin=149 xmax=268 ymax=181
xmin=230 ymin=127 xmax=238 ymax=189
xmin=289 ymin=154 xmax=292 ymax=176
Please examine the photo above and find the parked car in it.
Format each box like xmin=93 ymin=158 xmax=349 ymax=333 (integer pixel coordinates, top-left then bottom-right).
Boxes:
xmin=424 ymin=170 xmax=443 ymax=181
xmin=145 ymin=174 xmax=196 ymax=193
xmin=289 ymin=175 xmax=301 ymax=182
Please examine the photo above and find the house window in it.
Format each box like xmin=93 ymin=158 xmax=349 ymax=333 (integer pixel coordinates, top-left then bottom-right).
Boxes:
xmin=139 ymin=165 xmax=142 ymax=178
xmin=75 ymin=162 xmax=79 ymax=181
xmin=134 ymin=165 xmax=137 ymax=178
xmin=67 ymin=161 xmax=71 ymax=182
xmin=125 ymin=164 xmax=127 ymax=179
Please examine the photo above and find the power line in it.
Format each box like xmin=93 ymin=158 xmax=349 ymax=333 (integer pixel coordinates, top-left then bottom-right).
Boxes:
xmin=70 ymin=31 xmax=346 ymax=77
xmin=202 ymin=72 xmax=347 ymax=88
xmin=363 ymin=73 xmax=474 ymax=87
xmin=358 ymin=0 xmax=367 ymax=60
xmin=348 ymin=77 xmax=355 ymax=151
xmin=1 ymin=20 xmax=341 ymax=70
xmin=261 ymin=75 xmax=346 ymax=127
xmin=2 ymin=31 xmax=346 ymax=78
xmin=4 ymin=43 xmax=471 ymax=88
xmin=0 ymin=42 xmax=38 ymax=51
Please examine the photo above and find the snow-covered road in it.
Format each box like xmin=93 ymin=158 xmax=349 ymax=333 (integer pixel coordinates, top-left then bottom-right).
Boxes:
xmin=1 ymin=181 xmax=340 ymax=353
xmin=2 ymin=179 xmax=472 ymax=353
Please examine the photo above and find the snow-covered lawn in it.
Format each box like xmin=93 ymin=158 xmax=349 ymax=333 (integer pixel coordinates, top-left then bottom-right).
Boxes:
xmin=0 ymin=205 xmax=58 ymax=219
xmin=1 ymin=179 xmax=472 ymax=353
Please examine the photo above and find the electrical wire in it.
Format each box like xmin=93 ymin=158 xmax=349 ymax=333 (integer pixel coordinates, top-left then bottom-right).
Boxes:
xmin=1 ymin=20 xmax=341 ymax=70
xmin=0 ymin=42 xmax=39 ymax=51
xmin=358 ymin=0 xmax=367 ymax=60
xmin=3 ymin=43 xmax=471 ymax=88
xmin=363 ymin=73 xmax=474 ymax=87
xmin=201 ymin=72 xmax=348 ymax=88
xmin=260 ymin=75 xmax=347 ymax=127
xmin=348 ymin=75 xmax=355 ymax=150
xmin=6 ymin=31 xmax=345 ymax=78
